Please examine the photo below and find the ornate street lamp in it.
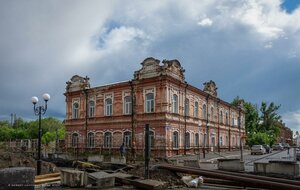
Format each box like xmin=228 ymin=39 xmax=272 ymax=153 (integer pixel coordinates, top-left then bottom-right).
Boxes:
xmin=31 ymin=93 xmax=50 ymax=175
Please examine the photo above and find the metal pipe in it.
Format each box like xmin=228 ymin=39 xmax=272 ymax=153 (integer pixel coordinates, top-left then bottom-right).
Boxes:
xmin=183 ymin=165 xmax=300 ymax=187
xmin=157 ymin=164 xmax=300 ymax=190
xmin=130 ymin=80 xmax=135 ymax=159
xmin=145 ymin=124 xmax=150 ymax=179
xmin=184 ymin=82 xmax=188 ymax=155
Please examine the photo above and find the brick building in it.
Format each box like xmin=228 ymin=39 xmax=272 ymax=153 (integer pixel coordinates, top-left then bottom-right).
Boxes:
xmin=64 ymin=57 xmax=245 ymax=157
xmin=278 ymin=122 xmax=293 ymax=145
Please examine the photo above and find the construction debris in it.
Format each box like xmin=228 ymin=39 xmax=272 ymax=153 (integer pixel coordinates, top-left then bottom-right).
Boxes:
xmin=60 ymin=169 xmax=85 ymax=187
xmin=34 ymin=172 xmax=60 ymax=185
xmin=72 ymin=160 xmax=102 ymax=171
xmin=86 ymin=171 xmax=115 ymax=188
xmin=181 ymin=175 xmax=204 ymax=188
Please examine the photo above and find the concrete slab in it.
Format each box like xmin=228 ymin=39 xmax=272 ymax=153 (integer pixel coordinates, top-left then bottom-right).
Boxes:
xmin=0 ymin=167 xmax=35 ymax=190
xmin=87 ymin=171 xmax=115 ymax=188
xmin=217 ymin=158 xmax=245 ymax=172
xmin=60 ymin=169 xmax=86 ymax=187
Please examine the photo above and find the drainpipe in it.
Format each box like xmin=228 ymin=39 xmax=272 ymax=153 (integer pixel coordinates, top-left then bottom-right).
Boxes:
xmin=83 ymin=76 xmax=90 ymax=150
xmin=206 ymin=94 xmax=209 ymax=152
xmin=130 ymin=80 xmax=135 ymax=158
xmin=84 ymin=89 xmax=88 ymax=149
xmin=184 ymin=82 xmax=188 ymax=155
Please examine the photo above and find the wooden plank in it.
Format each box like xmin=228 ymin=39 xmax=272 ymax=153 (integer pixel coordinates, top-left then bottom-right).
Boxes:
xmin=35 ymin=172 xmax=60 ymax=180
xmin=35 ymin=176 xmax=61 ymax=184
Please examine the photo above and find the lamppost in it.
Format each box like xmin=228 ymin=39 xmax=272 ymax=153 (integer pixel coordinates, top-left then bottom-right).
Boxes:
xmin=31 ymin=93 xmax=50 ymax=175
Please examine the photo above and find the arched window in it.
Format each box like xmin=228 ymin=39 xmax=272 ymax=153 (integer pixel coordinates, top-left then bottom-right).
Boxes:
xmin=203 ymin=104 xmax=207 ymax=119
xmin=72 ymin=102 xmax=79 ymax=119
xmin=225 ymin=112 xmax=229 ymax=125
xmin=172 ymin=94 xmax=178 ymax=113
xmin=173 ymin=131 xmax=179 ymax=148
xmin=194 ymin=101 xmax=199 ymax=118
xmin=219 ymin=111 xmax=223 ymax=124
xmin=71 ymin=133 xmax=78 ymax=147
xmin=211 ymin=107 xmax=214 ymax=121
xmin=124 ymin=131 xmax=131 ymax=147
xmin=87 ymin=132 xmax=95 ymax=148
xmin=104 ymin=132 xmax=112 ymax=148
xmin=185 ymin=132 xmax=190 ymax=148
xmin=195 ymin=133 xmax=199 ymax=147
xmin=145 ymin=93 xmax=154 ymax=113
xmin=124 ymin=96 xmax=132 ymax=115
xmin=185 ymin=98 xmax=189 ymax=116
xmin=105 ymin=98 xmax=112 ymax=116
xmin=88 ymin=100 xmax=95 ymax=117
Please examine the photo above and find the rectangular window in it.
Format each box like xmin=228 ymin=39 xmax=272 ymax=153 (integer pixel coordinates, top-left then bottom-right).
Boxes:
xmin=124 ymin=96 xmax=132 ymax=115
xmin=88 ymin=101 xmax=95 ymax=117
xmin=105 ymin=98 xmax=113 ymax=116
xmin=145 ymin=93 xmax=154 ymax=113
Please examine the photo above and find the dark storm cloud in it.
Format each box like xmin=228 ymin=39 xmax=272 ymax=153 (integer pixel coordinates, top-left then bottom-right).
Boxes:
xmin=0 ymin=0 xmax=299 ymax=132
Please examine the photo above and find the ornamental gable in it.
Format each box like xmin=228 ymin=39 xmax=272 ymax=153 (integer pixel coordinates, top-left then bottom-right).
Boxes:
xmin=134 ymin=57 xmax=185 ymax=82
xmin=66 ymin=75 xmax=90 ymax=92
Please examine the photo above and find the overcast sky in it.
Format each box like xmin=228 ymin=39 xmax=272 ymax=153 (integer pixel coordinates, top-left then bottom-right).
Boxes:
xmin=0 ymin=0 xmax=300 ymax=133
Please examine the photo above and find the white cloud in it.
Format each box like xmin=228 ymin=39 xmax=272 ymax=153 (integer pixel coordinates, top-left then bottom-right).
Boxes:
xmin=282 ymin=110 xmax=300 ymax=132
xmin=1 ymin=0 xmax=300 ymax=122
xmin=264 ymin=42 xmax=273 ymax=48
xmin=197 ymin=18 xmax=213 ymax=27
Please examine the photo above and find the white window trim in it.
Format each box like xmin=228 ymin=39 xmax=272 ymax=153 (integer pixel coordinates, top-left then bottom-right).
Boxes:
xmin=104 ymin=132 xmax=112 ymax=148
xmin=144 ymin=87 xmax=155 ymax=113
xmin=172 ymin=94 xmax=178 ymax=113
xmin=87 ymin=132 xmax=95 ymax=148
xmin=104 ymin=93 xmax=114 ymax=116
xmin=88 ymin=99 xmax=95 ymax=118
xmin=72 ymin=99 xmax=80 ymax=119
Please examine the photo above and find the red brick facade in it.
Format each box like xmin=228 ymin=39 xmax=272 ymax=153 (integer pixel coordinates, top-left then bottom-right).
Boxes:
xmin=64 ymin=57 xmax=245 ymax=157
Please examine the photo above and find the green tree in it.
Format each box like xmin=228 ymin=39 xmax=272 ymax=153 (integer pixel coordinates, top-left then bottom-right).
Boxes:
xmin=247 ymin=132 xmax=270 ymax=147
xmin=232 ymin=97 xmax=282 ymax=146
xmin=260 ymin=102 xmax=281 ymax=137
xmin=0 ymin=127 xmax=13 ymax=141
xmin=244 ymin=103 xmax=259 ymax=134
xmin=0 ymin=117 xmax=65 ymax=142
xmin=42 ymin=128 xmax=65 ymax=145
xmin=0 ymin=120 xmax=10 ymax=128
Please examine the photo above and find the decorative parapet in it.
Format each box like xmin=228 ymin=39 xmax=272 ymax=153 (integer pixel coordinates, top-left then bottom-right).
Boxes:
xmin=133 ymin=57 xmax=185 ymax=82
xmin=66 ymin=75 xmax=90 ymax=92
xmin=203 ymin=80 xmax=218 ymax=97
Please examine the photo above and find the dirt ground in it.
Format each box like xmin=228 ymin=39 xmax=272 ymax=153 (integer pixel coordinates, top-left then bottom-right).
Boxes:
xmin=0 ymin=149 xmax=57 ymax=174
xmin=0 ymin=146 xmax=193 ymax=189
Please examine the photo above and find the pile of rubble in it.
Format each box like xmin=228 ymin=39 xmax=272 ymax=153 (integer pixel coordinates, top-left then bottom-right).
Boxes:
xmin=0 ymin=151 xmax=57 ymax=174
